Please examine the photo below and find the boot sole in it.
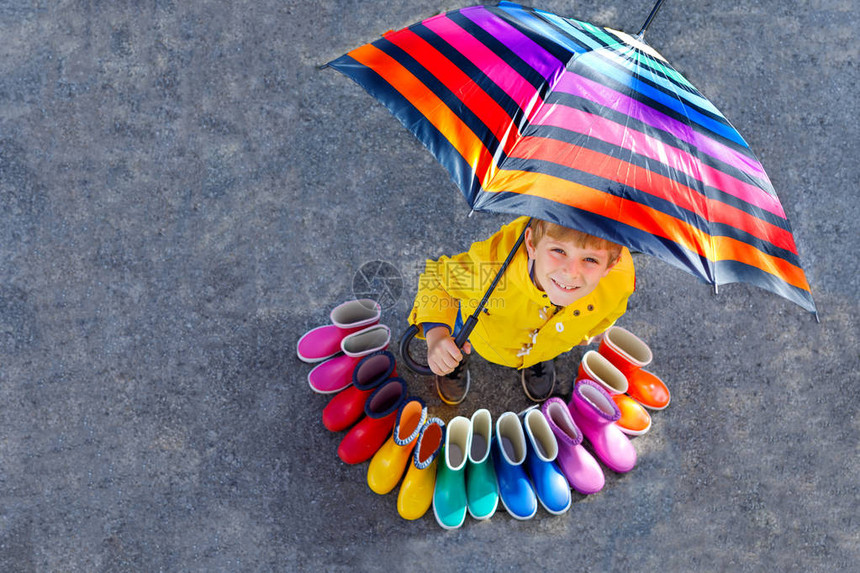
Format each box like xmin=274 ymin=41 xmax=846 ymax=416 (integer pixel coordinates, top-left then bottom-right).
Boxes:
xmin=497 ymin=492 xmax=537 ymax=521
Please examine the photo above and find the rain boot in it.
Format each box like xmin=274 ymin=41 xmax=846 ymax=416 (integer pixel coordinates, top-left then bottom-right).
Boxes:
xmin=433 ymin=416 xmax=471 ymax=530
xmin=599 ymin=326 xmax=671 ymax=410
xmin=398 ymin=417 xmax=445 ymax=521
xmin=542 ymin=397 xmax=604 ymax=495
xmin=522 ymin=408 xmax=571 ymax=515
xmin=492 ymin=412 xmax=537 ymax=520
xmin=322 ymin=350 xmax=396 ymax=432
xmin=337 ymin=377 xmax=406 ymax=464
xmin=308 ymin=324 xmax=390 ymax=394
xmin=569 ymin=379 xmax=636 ymax=473
xmin=297 ymin=299 xmax=381 ymax=363
xmin=577 ymin=350 xmax=651 ymax=436
xmin=322 ymin=350 xmax=397 ymax=432
xmin=466 ymin=409 xmax=498 ymax=520
xmin=367 ymin=398 xmax=427 ymax=494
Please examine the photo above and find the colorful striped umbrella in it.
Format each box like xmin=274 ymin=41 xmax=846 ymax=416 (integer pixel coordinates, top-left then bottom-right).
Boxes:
xmin=328 ymin=1 xmax=816 ymax=315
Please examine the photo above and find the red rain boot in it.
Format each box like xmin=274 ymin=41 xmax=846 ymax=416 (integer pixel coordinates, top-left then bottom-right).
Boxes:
xmin=599 ymin=326 xmax=671 ymax=410
xmin=322 ymin=350 xmax=396 ymax=432
xmin=337 ymin=378 xmax=407 ymax=464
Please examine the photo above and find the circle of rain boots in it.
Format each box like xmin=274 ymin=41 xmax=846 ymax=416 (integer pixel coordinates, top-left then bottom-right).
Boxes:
xmin=302 ymin=302 xmax=668 ymax=526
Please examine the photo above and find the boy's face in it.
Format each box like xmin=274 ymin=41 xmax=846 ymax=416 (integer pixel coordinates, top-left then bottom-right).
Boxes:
xmin=524 ymin=228 xmax=618 ymax=307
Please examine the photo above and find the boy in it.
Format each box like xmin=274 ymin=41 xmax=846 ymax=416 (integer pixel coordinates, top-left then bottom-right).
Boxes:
xmin=409 ymin=216 xmax=635 ymax=404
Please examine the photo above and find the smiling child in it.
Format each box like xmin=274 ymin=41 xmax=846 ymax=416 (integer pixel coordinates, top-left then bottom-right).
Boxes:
xmin=409 ymin=216 xmax=635 ymax=404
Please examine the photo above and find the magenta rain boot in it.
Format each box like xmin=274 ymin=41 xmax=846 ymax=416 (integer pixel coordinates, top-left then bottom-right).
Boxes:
xmin=308 ymin=324 xmax=390 ymax=394
xmin=599 ymin=326 xmax=671 ymax=410
xmin=569 ymin=379 xmax=637 ymax=474
xmin=577 ymin=350 xmax=651 ymax=436
xmin=296 ymin=299 xmax=381 ymax=363
xmin=322 ymin=350 xmax=396 ymax=432
xmin=542 ymin=397 xmax=604 ymax=495
xmin=337 ymin=377 xmax=407 ymax=464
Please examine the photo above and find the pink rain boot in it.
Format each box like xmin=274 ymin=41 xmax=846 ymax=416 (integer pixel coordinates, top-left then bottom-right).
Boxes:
xmin=296 ymin=299 xmax=381 ymax=363
xmin=308 ymin=324 xmax=390 ymax=394
xmin=599 ymin=326 xmax=671 ymax=410
xmin=577 ymin=350 xmax=651 ymax=436
xmin=569 ymin=379 xmax=636 ymax=474
xmin=542 ymin=397 xmax=604 ymax=495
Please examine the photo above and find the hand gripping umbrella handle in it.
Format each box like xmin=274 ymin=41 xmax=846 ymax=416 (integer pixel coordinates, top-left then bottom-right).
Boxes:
xmin=399 ymin=321 xmax=477 ymax=376
xmin=399 ymin=220 xmax=529 ymax=375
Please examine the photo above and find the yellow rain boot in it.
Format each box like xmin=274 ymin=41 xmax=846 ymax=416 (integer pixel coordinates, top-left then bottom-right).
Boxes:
xmin=367 ymin=399 xmax=427 ymax=495
xmin=397 ymin=417 xmax=445 ymax=521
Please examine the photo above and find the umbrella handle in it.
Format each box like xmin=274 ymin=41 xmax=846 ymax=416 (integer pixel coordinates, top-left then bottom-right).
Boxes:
xmin=399 ymin=319 xmax=477 ymax=376
xmin=398 ymin=324 xmax=434 ymax=376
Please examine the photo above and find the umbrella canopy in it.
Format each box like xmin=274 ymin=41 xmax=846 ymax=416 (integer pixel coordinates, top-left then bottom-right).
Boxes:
xmin=328 ymin=1 xmax=815 ymax=314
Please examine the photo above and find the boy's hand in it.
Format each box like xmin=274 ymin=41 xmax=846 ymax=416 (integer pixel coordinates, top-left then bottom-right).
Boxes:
xmin=426 ymin=327 xmax=472 ymax=376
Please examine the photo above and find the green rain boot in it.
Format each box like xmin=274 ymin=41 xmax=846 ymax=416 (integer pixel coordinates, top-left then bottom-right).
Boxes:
xmin=466 ymin=409 xmax=499 ymax=520
xmin=432 ymin=416 xmax=471 ymax=530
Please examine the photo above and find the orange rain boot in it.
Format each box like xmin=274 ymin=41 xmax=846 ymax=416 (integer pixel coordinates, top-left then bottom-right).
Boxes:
xmin=599 ymin=326 xmax=671 ymax=410
xmin=576 ymin=350 xmax=651 ymax=436
xmin=367 ymin=399 xmax=427 ymax=495
xmin=397 ymin=418 xmax=445 ymax=521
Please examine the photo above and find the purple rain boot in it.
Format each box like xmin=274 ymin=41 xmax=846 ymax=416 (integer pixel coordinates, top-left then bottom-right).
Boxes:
xmin=569 ymin=380 xmax=637 ymax=474
xmin=307 ymin=324 xmax=390 ymax=394
xmin=296 ymin=299 xmax=381 ymax=363
xmin=542 ymin=397 xmax=604 ymax=495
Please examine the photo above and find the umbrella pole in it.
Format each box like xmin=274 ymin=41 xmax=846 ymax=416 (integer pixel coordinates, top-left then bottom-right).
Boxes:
xmin=636 ymin=0 xmax=668 ymax=39
xmin=453 ymin=219 xmax=532 ymax=348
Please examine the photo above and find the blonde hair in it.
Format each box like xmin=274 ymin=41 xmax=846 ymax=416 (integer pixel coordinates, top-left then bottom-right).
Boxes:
xmin=529 ymin=219 xmax=622 ymax=265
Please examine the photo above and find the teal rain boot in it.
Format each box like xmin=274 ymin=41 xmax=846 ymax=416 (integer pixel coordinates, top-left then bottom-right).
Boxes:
xmin=466 ymin=409 xmax=498 ymax=520
xmin=432 ymin=416 xmax=471 ymax=530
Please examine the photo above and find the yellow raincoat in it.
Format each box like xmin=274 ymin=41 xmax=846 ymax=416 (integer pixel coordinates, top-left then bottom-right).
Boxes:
xmin=409 ymin=216 xmax=636 ymax=369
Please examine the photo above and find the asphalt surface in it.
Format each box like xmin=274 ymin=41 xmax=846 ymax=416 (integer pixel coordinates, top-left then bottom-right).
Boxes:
xmin=1 ymin=1 xmax=858 ymax=571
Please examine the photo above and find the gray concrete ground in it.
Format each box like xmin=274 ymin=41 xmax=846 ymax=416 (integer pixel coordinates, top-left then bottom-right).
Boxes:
xmin=1 ymin=0 xmax=857 ymax=571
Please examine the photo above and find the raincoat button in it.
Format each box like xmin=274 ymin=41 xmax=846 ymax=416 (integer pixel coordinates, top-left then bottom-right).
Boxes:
xmin=573 ymin=310 xmax=580 ymax=317
xmin=587 ymin=304 xmax=594 ymax=311
xmin=556 ymin=323 xmax=564 ymax=333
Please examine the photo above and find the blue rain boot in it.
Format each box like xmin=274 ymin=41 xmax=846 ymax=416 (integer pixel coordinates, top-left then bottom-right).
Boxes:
xmin=523 ymin=408 xmax=571 ymax=515
xmin=492 ymin=412 xmax=537 ymax=520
